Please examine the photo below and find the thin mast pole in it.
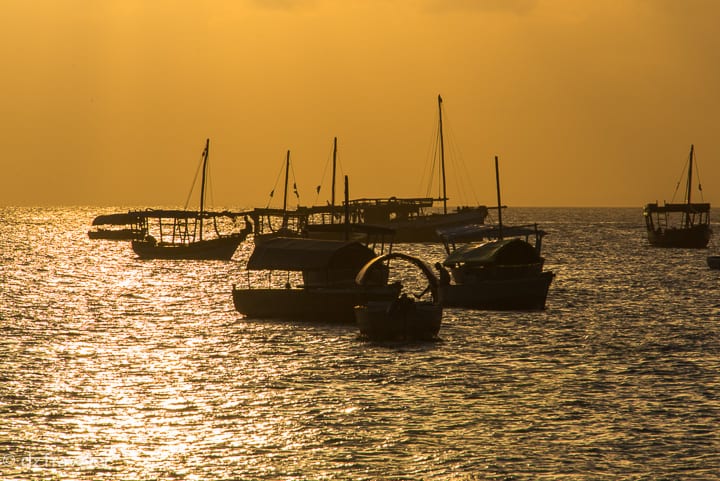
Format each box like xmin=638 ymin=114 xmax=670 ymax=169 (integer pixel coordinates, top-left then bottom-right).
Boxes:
xmin=344 ymin=175 xmax=350 ymax=241
xmin=331 ymin=137 xmax=337 ymax=224
xmin=199 ymin=138 xmax=209 ymax=241
xmin=283 ymin=150 xmax=290 ymax=229
xmin=495 ymin=155 xmax=503 ymax=240
xmin=438 ymin=94 xmax=447 ymax=214
xmin=685 ymin=144 xmax=694 ymax=228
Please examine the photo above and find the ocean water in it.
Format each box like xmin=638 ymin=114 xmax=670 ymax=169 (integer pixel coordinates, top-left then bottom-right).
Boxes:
xmin=1 ymin=206 xmax=718 ymax=480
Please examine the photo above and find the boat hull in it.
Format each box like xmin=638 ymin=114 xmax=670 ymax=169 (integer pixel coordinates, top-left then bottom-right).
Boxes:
xmin=354 ymin=300 xmax=442 ymax=341
xmin=88 ymin=228 xmax=145 ymax=241
xmin=131 ymin=234 xmax=245 ymax=260
xmin=439 ymin=271 xmax=554 ymax=310
xmin=708 ymin=256 xmax=720 ymax=269
xmin=379 ymin=208 xmax=489 ymax=243
xmin=646 ymin=225 xmax=711 ymax=249
xmin=232 ymin=286 xmax=400 ymax=323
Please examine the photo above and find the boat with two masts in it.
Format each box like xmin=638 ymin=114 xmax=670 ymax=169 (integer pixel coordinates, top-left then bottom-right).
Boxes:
xmin=131 ymin=139 xmax=252 ymax=260
xmin=643 ymin=144 xmax=711 ymax=248
xmin=335 ymin=96 xmax=488 ymax=242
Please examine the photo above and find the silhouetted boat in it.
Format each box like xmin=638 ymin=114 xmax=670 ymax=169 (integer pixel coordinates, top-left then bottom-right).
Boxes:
xmin=306 ymin=98 xmax=488 ymax=242
xmin=88 ymin=212 xmax=145 ymax=240
xmin=232 ymin=235 xmax=399 ymax=322
xmin=643 ymin=144 xmax=711 ymax=248
xmin=435 ymin=156 xmax=554 ymax=310
xmin=131 ymin=139 xmax=251 ymax=260
xmin=354 ymin=252 xmax=442 ymax=341
xmin=437 ymin=229 xmax=554 ymax=310
xmin=250 ymin=150 xmax=308 ymax=245
xmin=707 ymin=255 xmax=720 ymax=269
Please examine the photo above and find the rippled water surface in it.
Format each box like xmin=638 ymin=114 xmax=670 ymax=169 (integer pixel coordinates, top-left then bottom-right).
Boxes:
xmin=1 ymin=207 xmax=719 ymax=480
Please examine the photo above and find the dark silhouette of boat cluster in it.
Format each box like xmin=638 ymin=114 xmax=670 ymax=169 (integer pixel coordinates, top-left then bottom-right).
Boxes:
xmin=87 ymin=97 xmax=716 ymax=339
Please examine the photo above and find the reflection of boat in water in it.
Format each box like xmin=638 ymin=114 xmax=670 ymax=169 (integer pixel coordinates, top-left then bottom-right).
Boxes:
xmin=131 ymin=139 xmax=251 ymax=260
xmin=354 ymin=252 xmax=442 ymax=341
xmin=436 ymin=156 xmax=554 ymax=310
xmin=643 ymin=144 xmax=711 ymax=248
xmin=232 ymin=235 xmax=398 ymax=323
xmin=88 ymin=212 xmax=145 ymax=240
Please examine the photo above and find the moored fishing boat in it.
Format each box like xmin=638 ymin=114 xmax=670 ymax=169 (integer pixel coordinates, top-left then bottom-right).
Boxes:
xmin=304 ymin=97 xmax=488 ymax=242
xmin=353 ymin=252 xmax=442 ymax=341
xmin=131 ymin=139 xmax=252 ymax=260
xmin=643 ymin=144 xmax=711 ymax=248
xmin=232 ymin=233 xmax=399 ymax=323
xmin=88 ymin=212 xmax=145 ymax=240
xmin=435 ymin=156 xmax=554 ymax=310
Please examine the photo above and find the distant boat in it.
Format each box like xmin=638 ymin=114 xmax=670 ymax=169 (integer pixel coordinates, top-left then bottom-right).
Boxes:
xmin=353 ymin=252 xmax=442 ymax=341
xmin=707 ymin=255 xmax=720 ymax=269
xmin=306 ymin=98 xmax=488 ymax=242
xmin=250 ymin=149 xmax=307 ymax=245
xmin=232 ymin=236 xmax=399 ymax=322
xmin=88 ymin=212 xmax=145 ymax=240
xmin=435 ymin=156 xmax=554 ymax=310
xmin=437 ymin=228 xmax=554 ymax=310
xmin=131 ymin=139 xmax=251 ymax=260
xmin=643 ymin=144 xmax=711 ymax=248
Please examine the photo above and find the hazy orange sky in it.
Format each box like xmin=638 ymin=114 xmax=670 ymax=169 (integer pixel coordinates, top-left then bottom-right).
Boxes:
xmin=2 ymin=0 xmax=719 ymax=208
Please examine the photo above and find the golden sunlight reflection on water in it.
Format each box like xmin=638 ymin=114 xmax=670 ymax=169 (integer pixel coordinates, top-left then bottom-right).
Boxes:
xmin=0 ymin=207 xmax=719 ymax=479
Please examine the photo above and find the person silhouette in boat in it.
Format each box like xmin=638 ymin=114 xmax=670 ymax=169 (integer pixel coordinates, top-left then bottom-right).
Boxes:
xmin=435 ymin=262 xmax=451 ymax=285
xmin=389 ymin=292 xmax=415 ymax=318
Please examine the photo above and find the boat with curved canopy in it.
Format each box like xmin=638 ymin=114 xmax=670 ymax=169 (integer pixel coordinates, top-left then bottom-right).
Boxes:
xmin=437 ymin=226 xmax=554 ymax=310
xmin=354 ymin=252 xmax=442 ymax=341
xmin=436 ymin=156 xmax=554 ymax=310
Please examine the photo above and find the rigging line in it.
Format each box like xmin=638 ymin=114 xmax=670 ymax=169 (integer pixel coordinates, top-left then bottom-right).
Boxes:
xmin=265 ymin=154 xmax=287 ymax=208
xmin=442 ymin=106 xmax=479 ymax=206
xmin=313 ymin=138 xmax=335 ymax=205
xmin=184 ymin=149 xmax=205 ymax=210
xmin=694 ymin=149 xmax=705 ymax=201
xmin=670 ymin=150 xmax=690 ymax=204
xmin=290 ymin=156 xmax=300 ymax=203
xmin=421 ymin=119 xmax=440 ymax=198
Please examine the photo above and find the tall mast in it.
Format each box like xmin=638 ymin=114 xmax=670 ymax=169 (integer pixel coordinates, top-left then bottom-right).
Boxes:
xmin=282 ymin=150 xmax=290 ymax=229
xmin=344 ymin=175 xmax=350 ymax=241
xmin=199 ymin=138 xmax=209 ymax=241
xmin=438 ymin=94 xmax=447 ymax=214
xmin=685 ymin=144 xmax=694 ymax=228
xmin=331 ymin=137 xmax=337 ymax=224
xmin=495 ymin=155 xmax=503 ymax=240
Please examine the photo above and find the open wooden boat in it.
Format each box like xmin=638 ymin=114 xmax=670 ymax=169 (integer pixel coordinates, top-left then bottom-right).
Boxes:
xmin=131 ymin=139 xmax=251 ymax=260
xmin=88 ymin=212 xmax=145 ymax=240
xmin=643 ymin=145 xmax=711 ymax=248
xmin=354 ymin=252 xmax=442 ymax=341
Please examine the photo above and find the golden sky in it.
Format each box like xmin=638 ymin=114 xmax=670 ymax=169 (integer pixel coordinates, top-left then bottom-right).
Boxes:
xmin=2 ymin=0 xmax=719 ymax=208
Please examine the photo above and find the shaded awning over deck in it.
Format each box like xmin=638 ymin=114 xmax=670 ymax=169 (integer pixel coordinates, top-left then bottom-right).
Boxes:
xmin=246 ymin=237 xmax=377 ymax=272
